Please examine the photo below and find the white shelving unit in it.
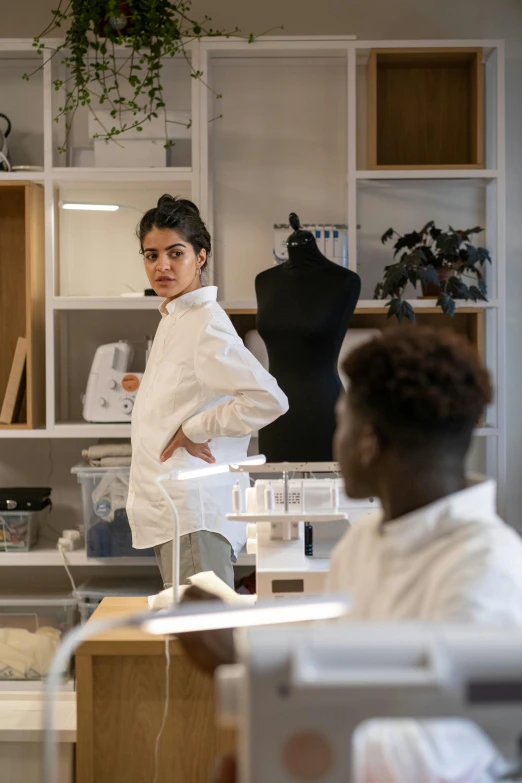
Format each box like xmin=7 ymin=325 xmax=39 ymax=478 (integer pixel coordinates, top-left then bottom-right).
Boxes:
xmin=0 ymin=36 xmax=507 ymax=561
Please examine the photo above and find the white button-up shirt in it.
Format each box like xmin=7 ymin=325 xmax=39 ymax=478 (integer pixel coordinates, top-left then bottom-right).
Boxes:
xmin=326 ymin=479 xmax=522 ymax=782
xmin=127 ymin=286 xmax=288 ymax=552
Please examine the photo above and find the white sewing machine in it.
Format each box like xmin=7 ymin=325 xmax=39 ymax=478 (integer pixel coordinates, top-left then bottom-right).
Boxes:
xmin=228 ymin=463 xmax=378 ymax=599
xmin=83 ymin=341 xmax=143 ymax=423
xmin=217 ymin=622 xmax=522 ymax=782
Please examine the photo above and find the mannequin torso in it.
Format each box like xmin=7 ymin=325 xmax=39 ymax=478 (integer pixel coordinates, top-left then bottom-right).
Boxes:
xmin=255 ymin=225 xmax=360 ymax=461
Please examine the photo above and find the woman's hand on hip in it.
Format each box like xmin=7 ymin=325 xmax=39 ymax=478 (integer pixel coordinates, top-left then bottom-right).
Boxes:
xmin=160 ymin=427 xmax=215 ymax=464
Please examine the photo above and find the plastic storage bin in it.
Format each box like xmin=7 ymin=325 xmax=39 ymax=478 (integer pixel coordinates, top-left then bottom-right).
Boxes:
xmin=0 ymin=511 xmax=39 ymax=552
xmin=71 ymin=465 xmax=154 ymax=559
xmin=76 ymin=576 xmax=162 ymax=623
xmin=0 ymin=595 xmax=77 ymax=680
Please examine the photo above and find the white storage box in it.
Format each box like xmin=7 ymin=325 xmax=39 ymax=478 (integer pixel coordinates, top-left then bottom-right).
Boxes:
xmin=0 ymin=511 xmax=39 ymax=552
xmin=0 ymin=596 xmax=77 ymax=680
xmin=71 ymin=465 xmax=154 ymax=558
xmin=94 ymin=138 xmax=166 ymax=168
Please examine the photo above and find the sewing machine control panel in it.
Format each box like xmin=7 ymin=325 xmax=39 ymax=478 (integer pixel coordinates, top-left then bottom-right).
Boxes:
xmin=83 ymin=343 xmax=144 ymax=422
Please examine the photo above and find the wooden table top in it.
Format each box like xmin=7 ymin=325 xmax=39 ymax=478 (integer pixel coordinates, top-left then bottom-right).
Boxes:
xmin=76 ymin=597 xmax=184 ymax=657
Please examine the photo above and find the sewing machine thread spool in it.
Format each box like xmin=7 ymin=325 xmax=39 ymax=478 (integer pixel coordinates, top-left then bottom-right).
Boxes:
xmin=233 ymin=481 xmax=242 ymax=514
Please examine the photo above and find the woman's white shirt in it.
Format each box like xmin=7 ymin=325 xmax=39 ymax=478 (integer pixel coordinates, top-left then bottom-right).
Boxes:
xmin=127 ymin=286 xmax=288 ymax=553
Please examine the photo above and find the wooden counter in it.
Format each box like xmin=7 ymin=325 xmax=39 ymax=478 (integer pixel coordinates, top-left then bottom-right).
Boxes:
xmin=76 ymin=597 xmax=234 ymax=783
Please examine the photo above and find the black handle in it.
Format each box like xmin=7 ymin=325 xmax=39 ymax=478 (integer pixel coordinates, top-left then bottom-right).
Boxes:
xmin=0 ymin=114 xmax=11 ymax=138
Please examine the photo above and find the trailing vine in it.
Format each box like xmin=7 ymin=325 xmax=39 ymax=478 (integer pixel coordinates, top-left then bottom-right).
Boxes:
xmin=24 ymin=0 xmax=280 ymax=153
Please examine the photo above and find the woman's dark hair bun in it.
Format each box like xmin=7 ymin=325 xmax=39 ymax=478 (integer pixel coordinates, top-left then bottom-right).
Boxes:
xmin=138 ymin=194 xmax=211 ymax=269
xmin=156 ymin=194 xmax=201 ymax=218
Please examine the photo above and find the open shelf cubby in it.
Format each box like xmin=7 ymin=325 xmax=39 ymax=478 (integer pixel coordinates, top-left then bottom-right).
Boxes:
xmin=367 ymin=48 xmax=484 ymax=169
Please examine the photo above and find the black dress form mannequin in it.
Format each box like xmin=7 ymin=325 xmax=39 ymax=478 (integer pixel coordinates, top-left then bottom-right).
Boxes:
xmin=256 ymin=213 xmax=361 ymax=462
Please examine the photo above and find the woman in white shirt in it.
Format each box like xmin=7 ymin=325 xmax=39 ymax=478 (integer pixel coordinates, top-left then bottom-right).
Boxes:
xmin=127 ymin=195 xmax=288 ymax=589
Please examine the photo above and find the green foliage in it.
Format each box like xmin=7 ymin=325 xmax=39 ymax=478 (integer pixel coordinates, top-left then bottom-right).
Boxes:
xmin=24 ymin=1 xmax=281 ymax=153
xmin=375 ymin=222 xmax=491 ymax=322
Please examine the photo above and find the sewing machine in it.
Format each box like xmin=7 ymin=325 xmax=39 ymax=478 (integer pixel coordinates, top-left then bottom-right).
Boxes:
xmin=227 ymin=463 xmax=378 ymax=599
xmin=217 ymin=622 xmax=522 ymax=782
xmin=83 ymin=341 xmax=143 ymax=423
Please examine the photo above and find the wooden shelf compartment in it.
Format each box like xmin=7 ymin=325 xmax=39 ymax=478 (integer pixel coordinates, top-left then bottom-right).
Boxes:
xmin=367 ymin=48 xmax=484 ymax=169
xmin=227 ymin=306 xmax=485 ymax=357
xmin=0 ymin=182 xmax=45 ymax=430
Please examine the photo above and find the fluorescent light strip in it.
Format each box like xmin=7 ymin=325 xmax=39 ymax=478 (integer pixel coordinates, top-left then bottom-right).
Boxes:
xmin=169 ymin=454 xmax=266 ymax=481
xmin=142 ymin=599 xmax=348 ymax=636
xmin=61 ymin=202 xmax=120 ymax=211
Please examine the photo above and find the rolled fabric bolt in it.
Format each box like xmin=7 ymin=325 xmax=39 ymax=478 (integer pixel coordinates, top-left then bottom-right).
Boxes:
xmin=264 ymin=485 xmax=275 ymax=512
xmin=232 ymin=481 xmax=242 ymax=513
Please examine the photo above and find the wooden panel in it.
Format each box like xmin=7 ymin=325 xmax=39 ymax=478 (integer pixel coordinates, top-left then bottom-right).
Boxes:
xmin=76 ymin=655 xmax=95 ymax=783
xmin=76 ymin=598 xmax=235 ymax=783
xmin=366 ymin=51 xmax=378 ymax=169
xmin=350 ymin=310 xmax=484 ymax=355
xmin=87 ymin=654 xmax=234 ymax=783
xmin=25 ymin=184 xmax=45 ymax=428
xmin=0 ymin=186 xmax=26 ymax=419
xmin=471 ymin=51 xmax=485 ymax=168
xmin=367 ymin=48 xmax=484 ymax=168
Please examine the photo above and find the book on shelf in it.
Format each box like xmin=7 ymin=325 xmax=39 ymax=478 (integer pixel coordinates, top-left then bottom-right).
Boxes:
xmin=0 ymin=337 xmax=27 ymax=425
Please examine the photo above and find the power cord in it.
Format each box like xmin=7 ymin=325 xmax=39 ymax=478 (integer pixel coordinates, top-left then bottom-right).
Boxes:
xmin=153 ymin=638 xmax=171 ymax=783
xmin=57 ymin=542 xmax=80 ymax=600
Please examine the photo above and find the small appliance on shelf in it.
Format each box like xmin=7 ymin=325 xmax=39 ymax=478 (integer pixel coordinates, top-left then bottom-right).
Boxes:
xmin=82 ymin=341 xmax=147 ymax=423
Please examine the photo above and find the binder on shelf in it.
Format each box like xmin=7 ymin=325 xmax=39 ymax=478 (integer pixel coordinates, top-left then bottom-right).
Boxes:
xmin=0 ymin=337 xmax=27 ymax=425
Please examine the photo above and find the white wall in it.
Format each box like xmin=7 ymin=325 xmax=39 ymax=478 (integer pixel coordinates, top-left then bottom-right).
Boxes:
xmin=3 ymin=1 xmax=522 ymax=527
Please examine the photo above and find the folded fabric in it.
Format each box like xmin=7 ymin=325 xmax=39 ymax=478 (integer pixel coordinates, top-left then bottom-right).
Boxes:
xmin=0 ymin=626 xmax=62 ymax=679
xmin=82 ymin=443 xmax=132 ymax=463
xmin=89 ymin=456 xmax=132 ymax=467
xmin=148 ymin=570 xmax=257 ymax=610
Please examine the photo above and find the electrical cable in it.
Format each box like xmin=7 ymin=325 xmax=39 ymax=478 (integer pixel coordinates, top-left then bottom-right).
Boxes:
xmin=153 ymin=638 xmax=171 ymax=783
xmin=58 ymin=543 xmax=80 ymax=599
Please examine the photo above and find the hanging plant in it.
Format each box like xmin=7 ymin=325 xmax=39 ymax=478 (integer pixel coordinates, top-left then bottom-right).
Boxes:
xmin=374 ymin=221 xmax=491 ymax=323
xmin=24 ymin=0 xmax=280 ymax=153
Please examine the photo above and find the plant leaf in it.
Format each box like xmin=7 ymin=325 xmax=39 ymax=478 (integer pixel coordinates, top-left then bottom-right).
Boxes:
xmin=386 ymin=298 xmax=400 ymax=318
xmin=398 ymin=301 xmax=416 ymax=323
xmin=373 ymin=282 xmax=385 ymax=300
xmin=419 ymin=264 xmax=439 ymax=285
xmin=469 ymin=285 xmax=488 ymax=302
xmin=393 ymin=231 xmax=423 ymax=256
xmin=420 ymin=220 xmax=435 ymax=236
xmin=381 ymin=228 xmax=394 ymax=244
xmin=436 ymin=293 xmax=456 ymax=317
xmin=447 ymin=277 xmax=470 ymax=300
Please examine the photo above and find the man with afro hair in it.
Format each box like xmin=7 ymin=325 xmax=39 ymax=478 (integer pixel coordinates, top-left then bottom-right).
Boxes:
xmin=184 ymin=327 xmax=522 ymax=783
xmin=327 ymin=326 xmax=522 ymax=782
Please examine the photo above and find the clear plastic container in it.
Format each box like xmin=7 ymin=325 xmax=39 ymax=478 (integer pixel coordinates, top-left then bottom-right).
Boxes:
xmin=71 ymin=465 xmax=154 ymax=559
xmin=0 ymin=511 xmax=39 ymax=552
xmin=0 ymin=595 xmax=77 ymax=680
xmin=76 ymin=576 xmax=162 ymax=623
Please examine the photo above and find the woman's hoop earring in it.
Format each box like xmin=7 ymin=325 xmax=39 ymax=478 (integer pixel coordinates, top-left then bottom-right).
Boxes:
xmin=197 ymin=267 xmax=202 ymax=276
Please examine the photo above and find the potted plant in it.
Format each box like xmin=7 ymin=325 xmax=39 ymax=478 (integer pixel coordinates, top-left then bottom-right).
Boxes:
xmin=373 ymin=221 xmax=491 ymax=322
xmin=24 ymin=1 xmax=278 ymax=154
